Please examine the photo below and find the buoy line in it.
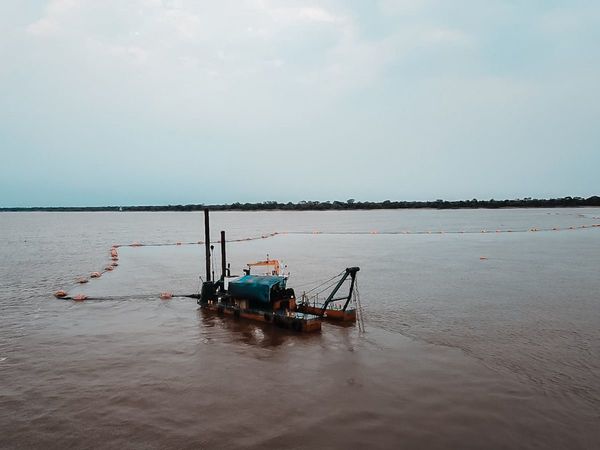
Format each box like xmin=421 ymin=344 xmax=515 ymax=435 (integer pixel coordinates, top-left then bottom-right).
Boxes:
xmin=54 ymin=223 xmax=599 ymax=301
xmin=54 ymin=232 xmax=282 ymax=301
xmin=284 ymin=223 xmax=600 ymax=235
xmin=54 ymin=293 xmax=199 ymax=302
xmin=110 ymin=232 xmax=280 ymax=250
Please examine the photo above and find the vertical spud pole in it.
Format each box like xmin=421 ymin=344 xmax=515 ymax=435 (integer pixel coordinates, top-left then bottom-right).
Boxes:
xmin=220 ymin=230 xmax=226 ymax=281
xmin=204 ymin=208 xmax=211 ymax=282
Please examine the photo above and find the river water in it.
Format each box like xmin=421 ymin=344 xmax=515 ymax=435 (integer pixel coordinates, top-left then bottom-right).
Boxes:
xmin=1 ymin=209 xmax=599 ymax=449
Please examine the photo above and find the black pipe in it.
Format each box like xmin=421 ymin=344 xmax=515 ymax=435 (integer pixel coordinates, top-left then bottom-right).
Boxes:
xmin=220 ymin=230 xmax=226 ymax=281
xmin=204 ymin=209 xmax=211 ymax=282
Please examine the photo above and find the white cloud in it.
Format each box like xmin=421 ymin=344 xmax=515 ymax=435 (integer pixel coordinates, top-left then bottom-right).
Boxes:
xmin=26 ymin=17 xmax=59 ymax=36
xmin=26 ymin=0 xmax=80 ymax=36
xmin=253 ymin=1 xmax=343 ymax=24
xmin=378 ymin=0 xmax=430 ymax=16
xmin=538 ymin=4 xmax=600 ymax=35
xmin=105 ymin=44 xmax=149 ymax=64
xmin=422 ymin=27 xmax=471 ymax=45
xmin=13 ymin=1 xmax=597 ymax=130
xmin=21 ymin=0 xmax=472 ymax=89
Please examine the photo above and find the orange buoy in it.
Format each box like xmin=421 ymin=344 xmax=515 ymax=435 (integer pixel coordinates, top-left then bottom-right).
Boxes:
xmin=104 ymin=266 xmax=114 ymax=271
xmin=73 ymin=294 xmax=88 ymax=301
xmin=160 ymin=292 xmax=173 ymax=300
xmin=131 ymin=241 xmax=142 ymax=247
xmin=54 ymin=290 xmax=68 ymax=298
xmin=77 ymin=277 xmax=89 ymax=284
xmin=176 ymin=242 xmax=182 ymax=245
xmin=110 ymin=261 xmax=118 ymax=267
xmin=111 ymin=256 xmax=119 ymax=261
xmin=90 ymin=272 xmax=101 ymax=278
xmin=480 ymin=256 xmax=488 ymax=260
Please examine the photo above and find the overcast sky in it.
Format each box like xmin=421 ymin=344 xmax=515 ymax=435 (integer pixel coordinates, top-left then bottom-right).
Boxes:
xmin=1 ymin=1 xmax=598 ymax=206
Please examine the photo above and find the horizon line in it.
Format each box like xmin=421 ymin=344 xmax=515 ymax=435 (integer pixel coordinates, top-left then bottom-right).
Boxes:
xmin=1 ymin=195 xmax=599 ymax=211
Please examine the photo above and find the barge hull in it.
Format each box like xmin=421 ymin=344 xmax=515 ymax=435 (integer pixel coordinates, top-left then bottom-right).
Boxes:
xmin=200 ymin=302 xmax=322 ymax=332
xmin=297 ymin=305 xmax=357 ymax=322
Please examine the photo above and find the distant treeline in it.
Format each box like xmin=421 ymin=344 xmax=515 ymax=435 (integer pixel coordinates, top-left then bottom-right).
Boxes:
xmin=2 ymin=196 xmax=599 ymax=212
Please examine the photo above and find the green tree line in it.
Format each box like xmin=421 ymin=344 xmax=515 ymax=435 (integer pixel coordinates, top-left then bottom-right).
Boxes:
xmin=1 ymin=196 xmax=599 ymax=212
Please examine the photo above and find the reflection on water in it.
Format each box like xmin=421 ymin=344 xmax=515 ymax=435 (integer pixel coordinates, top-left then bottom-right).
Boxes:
xmin=1 ymin=209 xmax=600 ymax=449
xmin=198 ymin=308 xmax=301 ymax=348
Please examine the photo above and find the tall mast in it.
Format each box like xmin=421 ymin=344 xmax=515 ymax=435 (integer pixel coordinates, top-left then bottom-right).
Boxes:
xmin=204 ymin=208 xmax=211 ymax=282
xmin=220 ymin=230 xmax=226 ymax=280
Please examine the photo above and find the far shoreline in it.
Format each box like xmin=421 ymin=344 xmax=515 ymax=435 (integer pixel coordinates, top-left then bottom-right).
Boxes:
xmin=1 ymin=196 xmax=598 ymax=212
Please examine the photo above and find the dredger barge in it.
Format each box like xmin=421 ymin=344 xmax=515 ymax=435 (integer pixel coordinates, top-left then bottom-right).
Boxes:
xmin=197 ymin=210 xmax=360 ymax=332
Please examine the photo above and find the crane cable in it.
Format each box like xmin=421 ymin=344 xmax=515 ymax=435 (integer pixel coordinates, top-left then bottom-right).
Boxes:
xmin=302 ymin=271 xmax=345 ymax=295
xmin=353 ymin=279 xmax=365 ymax=332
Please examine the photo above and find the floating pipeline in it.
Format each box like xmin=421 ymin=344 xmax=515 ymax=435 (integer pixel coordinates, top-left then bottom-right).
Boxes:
xmin=53 ymin=232 xmax=284 ymax=301
xmin=102 ymin=224 xmax=600 ymax=252
xmin=283 ymin=223 xmax=600 ymax=236
xmin=54 ymin=293 xmax=199 ymax=302
xmin=108 ymin=232 xmax=281 ymax=249
xmin=53 ymin=225 xmax=600 ymax=301
xmin=102 ymin=223 xmax=597 ymax=255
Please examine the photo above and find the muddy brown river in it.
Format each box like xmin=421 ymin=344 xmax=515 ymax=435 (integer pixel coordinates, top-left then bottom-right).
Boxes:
xmin=1 ymin=209 xmax=599 ymax=449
